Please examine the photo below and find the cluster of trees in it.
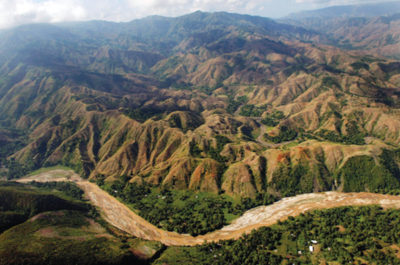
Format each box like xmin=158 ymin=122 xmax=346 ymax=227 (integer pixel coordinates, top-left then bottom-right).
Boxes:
xmin=123 ymin=107 xmax=165 ymax=123
xmin=317 ymin=120 xmax=365 ymax=145
xmin=206 ymin=135 xmax=231 ymax=163
xmin=0 ymin=128 xmax=30 ymax=179
xmin=158 ymin=206 xmax=400 ymax=264
xmin=379 ymin=149 xmax=400 ymax=182
xmin=226 ymin=95 xmax=247 ymax=113
xmin=338 ymin=155 xmax=400 ymax=192
xmin=99 ymin=179 xmax=278 ymax=236
xmin=189 ymin=135 xmax=231 ymax=163
xmin=261 ymin=111 xmax=285 ymax=127
xmin=239 ymin=104 xmax=268 ymax=117
xmin=270 ymin=164 xmax=320 ymax=197
xmin=2 ymin=159 xmax=32 ymax=180
xmin=351 ymin=61 xmax=370 ymax=71
xmin=101 ymin=182 xmax=229 ymax=235
xmin=0 ymin=141 xmax=25 ymax=165
xmin=238 ymin=193 xmax=278 ymax=213
xmin=0 ymin=127 xmax=27 ymax=146
xmin=264 ymin=125 xmax=298 ymax=143
xmin=189 ymin=141 xmax=202 ymax=157
xmin=321 ymin=76 xmax=341 ymax=88
xmin=28 ymin=181 xmax=84 ymax=200
xmin=279 ymin=206 xmax=400 ymax=264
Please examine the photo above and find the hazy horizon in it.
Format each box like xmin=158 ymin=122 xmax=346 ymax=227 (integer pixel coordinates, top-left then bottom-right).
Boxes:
xmin=0 ymin=0 xmax=399 ymax=30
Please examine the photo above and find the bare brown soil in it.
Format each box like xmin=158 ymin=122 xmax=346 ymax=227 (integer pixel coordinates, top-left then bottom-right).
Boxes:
xmin=390 ymin=245 xmax=400 ymax=259
xmin=18 ymin=170 xmax=400 ymax=246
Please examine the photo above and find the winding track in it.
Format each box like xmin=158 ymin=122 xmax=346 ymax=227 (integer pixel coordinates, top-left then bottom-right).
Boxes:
xmin=18 ymin=170 xmax=400 ymax=246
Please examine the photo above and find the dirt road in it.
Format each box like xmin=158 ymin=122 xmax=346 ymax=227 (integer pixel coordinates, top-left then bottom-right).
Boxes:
xmin=17 ymin=170 xmax=400 ymax=246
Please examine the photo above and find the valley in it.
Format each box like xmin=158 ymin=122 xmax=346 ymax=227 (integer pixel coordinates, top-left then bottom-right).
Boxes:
xmin=16 ymin=169 xmax=400 ymax=246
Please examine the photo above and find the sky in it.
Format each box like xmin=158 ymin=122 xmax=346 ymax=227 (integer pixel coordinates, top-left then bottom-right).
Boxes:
xmin=0 ymin=0 xmax=397 ymax=29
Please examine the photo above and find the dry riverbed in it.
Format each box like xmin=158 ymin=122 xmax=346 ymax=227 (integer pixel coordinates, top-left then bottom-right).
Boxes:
xmin=17 ymin=169 xmax=400 ymax=246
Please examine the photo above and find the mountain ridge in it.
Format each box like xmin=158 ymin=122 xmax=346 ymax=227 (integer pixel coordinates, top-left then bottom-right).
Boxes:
xmin=284 ymin=2 xmax=400 ymax=59
xmin=0 ymin=11 xmax=399 ymax=199
xmin=286 ymin=1 xmax=400 ymax=19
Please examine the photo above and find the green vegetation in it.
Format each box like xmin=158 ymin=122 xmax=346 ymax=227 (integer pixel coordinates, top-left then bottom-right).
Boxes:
xmin=198 ymin=85 xmax=219 ymax=95
xmin=206 ymin=135 xmax=231 ymax=163
xmin=337 ymin=155 xmax=400 ymax=192
xmin=189 ymin=135 xmax=232 ymax=163
xmin=351 ymin=61 xmax=370 ymax=71
xmin=321 ymin=76 xmax=340 ymax=89
xmin=124 ymin=107 xmax=166 ymax=123
xmin=0 ymin=182 xmax=90 ymax=233
xmin=378 ymin=62 xmax=400 ymax=76
xmin=98 ymin=179 xmax=277 ymax=236
xmin=0 ymin=129 xmax=27 ymax=166
xmin=28 ymin=181 xmax=84 ymax=200
xmin=261 ymin=111 xmax=285 ymax=127
xmin=226 ymin=95 xmax=247 ymax=113
xmin=167 ymin=112 xmax=204 ymax=132
xmin=317 ymin=119 xmax=366 ymax=145
xmin=379 ymin=149 xmax=400 ymax=179
xmin=0 ymin=210 xmax=144 ymax=265
xmin=101 ymin=182 xmax=232 ymax=236
xmin=26 ymin=165 xmax=72 ymax=177
xmin=271 ymin=164 xmax=312 ymax=197
xmin=0 ymin=182 xmax=148 ymax=265
xmin=321 ymin=64 xmax=343 ymax=75
xmin=264 ymin=125 xmax=298 ymax=143
xmin=155 ymin=206 xmax=400 ymax=264
xmin=239 ymin=104 xmax=268 ymax=117
xmin=189 ymin=141 xmax=202 ymax=157
xmin=271 ymin=163 xmax=330 ymax=197
xmin=282 ymin=64 xmax=306 ymax=76
xmin=1 ymin=159 xmax=32 ymax=180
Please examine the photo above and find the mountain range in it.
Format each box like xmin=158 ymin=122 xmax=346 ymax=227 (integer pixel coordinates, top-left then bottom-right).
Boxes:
xmin=0 ymin=4 xmax=400 ymax=199
xmin=284 ymin=3 xmax=400 ymax=59
xmin=287 ymin=1 xmax=400 ymax=19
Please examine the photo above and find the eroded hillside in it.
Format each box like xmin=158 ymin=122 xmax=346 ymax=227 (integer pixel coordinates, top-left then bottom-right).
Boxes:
xmin=1 ymin=11 xmax=400 ymax=198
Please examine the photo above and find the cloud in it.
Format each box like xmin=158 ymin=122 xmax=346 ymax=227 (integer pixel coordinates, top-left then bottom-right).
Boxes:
xmin=0 ymin=0 xmax=393 ymax=29
xmin=0 ymin=0 xmax=87 ymax=28
xmin=295 ymin=0 xmax=386 ymax=5
xmin=0 ymin=0 xmax=274 ymax=28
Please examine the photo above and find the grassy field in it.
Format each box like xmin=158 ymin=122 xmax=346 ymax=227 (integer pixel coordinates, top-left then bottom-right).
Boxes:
xmin=26 ymin=165 xmax=73 ymax=177
xmin=0 ymin=210 xmax=144 ymax=265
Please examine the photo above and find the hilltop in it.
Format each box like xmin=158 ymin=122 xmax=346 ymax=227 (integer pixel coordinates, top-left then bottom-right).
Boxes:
xmin=0 ymin=11 xmax=399 ymax=200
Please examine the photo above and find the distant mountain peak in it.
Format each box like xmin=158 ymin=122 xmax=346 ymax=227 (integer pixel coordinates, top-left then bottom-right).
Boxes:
xmin=287 ymin=1 xmax=400 ymax=19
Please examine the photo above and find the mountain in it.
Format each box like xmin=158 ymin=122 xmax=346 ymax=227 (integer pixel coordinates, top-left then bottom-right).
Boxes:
xmin=0 ymin=11 xmax=400 ymax=199
xmin=287 ymin=1 xmax=400 ymax=19
xmin=284 ymin=3 xmax=400 ymax=59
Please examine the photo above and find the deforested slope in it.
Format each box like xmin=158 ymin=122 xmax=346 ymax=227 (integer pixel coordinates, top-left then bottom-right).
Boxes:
xmin=0 ymin=11 xmax=400 ymax=199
